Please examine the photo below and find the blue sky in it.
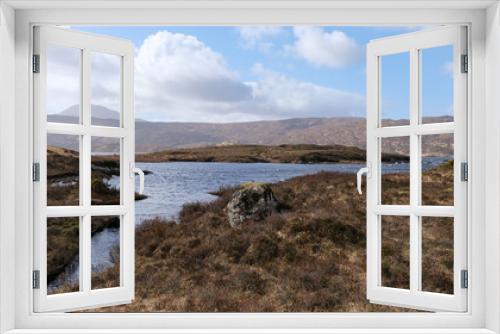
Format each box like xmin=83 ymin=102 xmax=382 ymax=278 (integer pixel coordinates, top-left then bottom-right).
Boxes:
xmin=67 ymin=26 xmax=453 ymax=123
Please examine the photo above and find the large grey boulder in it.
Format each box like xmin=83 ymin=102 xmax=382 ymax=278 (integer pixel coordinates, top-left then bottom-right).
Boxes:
xmin=226 ymin=183 xmax=278 ymax=228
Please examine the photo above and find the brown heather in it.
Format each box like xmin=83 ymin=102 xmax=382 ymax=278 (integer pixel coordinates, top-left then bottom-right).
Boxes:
xmin=88 ymin=161 xmax=453 ymax=313
xmin=46 ymin=144 xmax=453 ymax=312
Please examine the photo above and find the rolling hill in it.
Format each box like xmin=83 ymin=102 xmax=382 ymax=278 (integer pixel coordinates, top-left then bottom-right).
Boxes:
xmin=48 ymin=105 xmax=453 ymax=156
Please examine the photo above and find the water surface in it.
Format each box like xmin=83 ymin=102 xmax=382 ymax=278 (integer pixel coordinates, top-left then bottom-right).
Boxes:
xmin=117 ymin=160 xmax=444 ymax=223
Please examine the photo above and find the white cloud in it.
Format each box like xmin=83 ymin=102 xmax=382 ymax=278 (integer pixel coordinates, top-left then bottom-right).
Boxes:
xmin=246 ymin=64 xmax=364 ymax=119
xmin=46 ymin=45 xmax=81 ymax=115
xmin=237 ymin=26 xmax=284 ymax=53
xmin=48 ymin=30 xmax=365 ymax=123
xmin=135 ymin=30 xmax=251 ymax=103
xmin=133 ymin=30 xmax=253 ymax=122
xmin=288 ymin=27 xmax=362 ymax=69
xmin=90 ymin=53 xmax=121 ymax=112
xmin=47 ymin=45 xmax=123 ymax=115
xmin=134 ymin=31 xmax=364 ymax=122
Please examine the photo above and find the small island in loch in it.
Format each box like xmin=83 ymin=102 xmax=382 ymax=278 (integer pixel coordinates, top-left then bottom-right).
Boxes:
xmin=136 ymin=144 xmax=409 ymax=164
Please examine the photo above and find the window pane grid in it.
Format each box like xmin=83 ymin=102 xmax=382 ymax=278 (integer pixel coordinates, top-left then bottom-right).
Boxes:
xmin=366 ymin=26 xmax=466 ymax=312
xmin=375 ymin=134 xmax=456 ymax=291
xmin=375 ymin=45 xmax=457 ymax=295
xmin=377 ymin=213 xmax=456 ymax=290
xmin=33 ymin=25 xmax=135 ymax=312
xmin=44 ymin=47 xmax=125 ymax=295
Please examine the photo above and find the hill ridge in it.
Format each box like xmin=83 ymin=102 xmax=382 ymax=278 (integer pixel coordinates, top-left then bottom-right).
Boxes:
xmin=48 ymin=105 xmax=453 ymax=156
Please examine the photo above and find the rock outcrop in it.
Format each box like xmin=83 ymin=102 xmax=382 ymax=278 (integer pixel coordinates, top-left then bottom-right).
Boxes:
xmin=226 ymin=183 xmax=278 ymax=228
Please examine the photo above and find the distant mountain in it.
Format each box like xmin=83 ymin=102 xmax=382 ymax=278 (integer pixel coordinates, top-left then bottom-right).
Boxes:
xmin=134 ymin=116 xmax=453 ymax=156
xmin=48 ymin=104 xmax=147 ymax=124
xmin=134 ymin=117 xmax=368 ymax=152
xmin=47 ymin=105 xmax=453 ymax=156
xmin=64 ymin=104 xmax=118 ymax=120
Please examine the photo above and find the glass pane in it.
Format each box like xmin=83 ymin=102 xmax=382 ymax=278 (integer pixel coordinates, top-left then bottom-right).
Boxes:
xmin=91 ymin=53 xmax=121 ymax=127
xmin=91 ymin=216 xmax=121 ymax=289
xmin=380 ymin=52 xmax=410 ymax=127
xmin=46 ymin=44 xmax=81 ymax=124
xmin=381 ymin=215 xmax=410 ymax=289
xmin=422 ymin=217 xmax=454 ymax=294
xmin=91 ymin=137 xmax=121 ymax=205
xmin=47 ymin=134 xmax=80 ymax=206
xmin=47 ymin=217 xmax=80 ymax=294
xmin=421 ymin=45 xmax=454 ymax=124
xmin=381 ymin=137 xmax=410 ymax=205
xmin=421 ymin=134 xmax=454 ymax=206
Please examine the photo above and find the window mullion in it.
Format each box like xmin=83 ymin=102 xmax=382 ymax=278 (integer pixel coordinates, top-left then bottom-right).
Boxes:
xmin=409 ymin=47 xmax=421 ymax=292
xmin=81 ymin=48 xmax=92 ymax=293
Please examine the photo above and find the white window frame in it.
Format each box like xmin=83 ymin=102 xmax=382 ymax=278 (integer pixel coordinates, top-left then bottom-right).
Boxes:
xmin=366 ymin=26 xmax=468 ymax=312
xmin=32 ymin=26 xmax=136 ymax=312
xmin=1 ymin=1 xmax=499 ymax=333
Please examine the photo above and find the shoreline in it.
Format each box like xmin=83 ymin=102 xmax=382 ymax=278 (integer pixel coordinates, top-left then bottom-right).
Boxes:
xmin=135 ymin=144 xmax=409 ymax=164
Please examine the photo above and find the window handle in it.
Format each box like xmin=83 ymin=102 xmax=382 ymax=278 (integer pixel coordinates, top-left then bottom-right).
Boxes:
xmin=357 ymin=164 xmax=371 ymax=195
xmin=130 ymin=163 xmax=145 ymax=195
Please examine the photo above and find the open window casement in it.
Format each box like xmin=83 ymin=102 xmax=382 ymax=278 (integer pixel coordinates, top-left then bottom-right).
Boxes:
xmin=365 ymin=26 xmax=468 ymax=312
xmin=33 ymin=26 xmax=137 ymax=312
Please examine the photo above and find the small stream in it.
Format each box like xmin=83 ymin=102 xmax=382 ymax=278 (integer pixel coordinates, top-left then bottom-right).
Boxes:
xmin=50 ymin=157 xmax=449 ymax=290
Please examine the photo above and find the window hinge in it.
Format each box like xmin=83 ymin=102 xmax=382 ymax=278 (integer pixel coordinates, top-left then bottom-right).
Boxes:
xmin=32 ymin=270 xmax=40 ymax=289
xmin=461 ymin=54 xmax=468 ymax=73
xmin=461 ymin=269 xmax=468 ymax=289
xmin=32 ymin=54 xmax=40 ymax=73
xmin=461 ymin=162 xmax=468 ymax=182
xmin=32 ymin=162 xmax=40 ymax=182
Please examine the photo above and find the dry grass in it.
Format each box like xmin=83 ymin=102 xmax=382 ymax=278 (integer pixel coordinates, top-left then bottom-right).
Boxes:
xmin=85 ymin=161 xmax=453 ymax=313
xmin=47 ymin=217 xmax=80 ymax=285
xmin=48 ymin=143 xmax=452 ymax=312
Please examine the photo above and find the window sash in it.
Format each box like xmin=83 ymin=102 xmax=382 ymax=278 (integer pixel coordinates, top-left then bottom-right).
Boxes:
xmin=366 ymin=26 xmax=468 ymax=312
xmin=32 ymin=26 xmax=135 ymax=312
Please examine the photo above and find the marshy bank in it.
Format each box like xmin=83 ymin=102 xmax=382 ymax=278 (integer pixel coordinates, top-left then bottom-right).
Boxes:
xmin=47 ymin=146 xmax=148 ymax=292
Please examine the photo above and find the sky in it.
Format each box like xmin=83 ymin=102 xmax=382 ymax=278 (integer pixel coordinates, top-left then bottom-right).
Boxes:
xmin=46 ymin=26 xmax=453 ymax=123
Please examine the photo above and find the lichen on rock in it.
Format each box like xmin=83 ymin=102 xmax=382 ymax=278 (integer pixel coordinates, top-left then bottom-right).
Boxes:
xmin=226 ymin=183 xmax=278 ymax=228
